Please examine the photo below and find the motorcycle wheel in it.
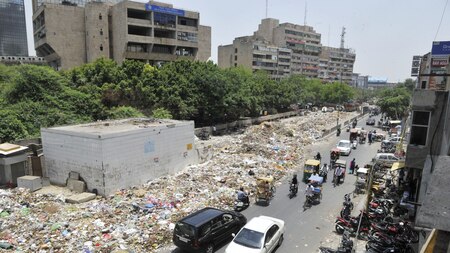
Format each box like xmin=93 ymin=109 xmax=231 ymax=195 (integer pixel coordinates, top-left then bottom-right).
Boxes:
xmin=407 ymin=229 xmax=420 ymax=243
xmin=335 ymin=221 xmax=345 ymax=234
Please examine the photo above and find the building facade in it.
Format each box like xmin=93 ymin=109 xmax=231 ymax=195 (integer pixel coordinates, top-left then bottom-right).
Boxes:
xmin=218 ymin=18 xmax=355 ymax=83
xmin=32 ymin=0 xmax=211 ymax=70
xmin=0 ymin=0 xmax=28 ymax=56
xmin=218 ymin=36 xmax=292 ymax=79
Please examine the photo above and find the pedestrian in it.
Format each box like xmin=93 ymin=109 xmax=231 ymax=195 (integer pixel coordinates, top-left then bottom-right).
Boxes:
xmin=349 ymin=158 xmax=356 ymax=174
xmin=334 ymin=166 xmax=343 ymax=186
xmin=368 ymin=131 xmax=372 ymax=144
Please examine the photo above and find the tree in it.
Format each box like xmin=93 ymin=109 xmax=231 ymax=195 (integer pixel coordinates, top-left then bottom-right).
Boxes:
xmin=376 ymin=87 xmax=411 ymax=119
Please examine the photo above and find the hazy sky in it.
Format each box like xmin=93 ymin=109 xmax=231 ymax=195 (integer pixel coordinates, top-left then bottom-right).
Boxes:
xmin=25 ymin=0 xmax=450 ymax=82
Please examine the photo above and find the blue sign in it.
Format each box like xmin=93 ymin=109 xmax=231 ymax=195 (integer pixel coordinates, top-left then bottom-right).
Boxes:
xmin=145 ymin=4 xmax=185 ymax=16
xmin=431 ymin=41 xmax=450 ymax=56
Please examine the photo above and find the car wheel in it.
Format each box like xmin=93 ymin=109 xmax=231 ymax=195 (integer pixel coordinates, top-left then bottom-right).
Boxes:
xmin=278 ymin=234 xmax=284 ymax=247
xmin=205 ymin=244 xmax=214 ymax=253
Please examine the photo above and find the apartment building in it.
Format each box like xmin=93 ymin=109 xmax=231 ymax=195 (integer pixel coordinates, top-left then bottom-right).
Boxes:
xmin=218 ymin=36 xmax=292 ymax=79
xmin=32 ymin=0 xmax=211 ymax=70
xmin=219 ymin=18 xmax=355 ymax=82
xmin=0 ymin=0 xmax=28 ymax=56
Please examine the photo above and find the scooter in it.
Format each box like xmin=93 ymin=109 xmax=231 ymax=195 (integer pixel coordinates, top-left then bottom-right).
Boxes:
xmin=234 ymin=196 xmax=250 ymax=212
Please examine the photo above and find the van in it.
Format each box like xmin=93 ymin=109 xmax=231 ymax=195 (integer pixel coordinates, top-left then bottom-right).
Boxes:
xmin=173 ymin=207 xmax=247 ymax=253
xmin=373 ymin=153 xmax=403 ymax=167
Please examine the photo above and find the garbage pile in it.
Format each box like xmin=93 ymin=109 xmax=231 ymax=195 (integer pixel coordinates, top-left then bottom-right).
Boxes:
xmin=0 ymin=111 xmax=357 ymax=252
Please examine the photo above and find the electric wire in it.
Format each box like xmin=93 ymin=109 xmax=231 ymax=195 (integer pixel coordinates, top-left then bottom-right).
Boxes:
xmin=434 ymin=0 xmax=449 ymax=40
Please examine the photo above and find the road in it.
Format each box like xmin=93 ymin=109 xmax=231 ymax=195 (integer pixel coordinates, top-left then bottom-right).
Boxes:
xmin=163 ymin=114 xmax=384 ymax=253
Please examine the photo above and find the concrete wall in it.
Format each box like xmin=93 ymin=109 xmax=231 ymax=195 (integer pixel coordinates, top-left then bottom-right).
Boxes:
xmin=110 ymin=1 xmax=128 ymax=64
xmin=197 ymin=25 xmax=211 ymax=61
xmin=42 ymin=121 xmax=196 ymax=196
xmin=85 ymin=2 xmax=110 ymax=62
xmin=217 ymin=44 xmax=233 ymax=68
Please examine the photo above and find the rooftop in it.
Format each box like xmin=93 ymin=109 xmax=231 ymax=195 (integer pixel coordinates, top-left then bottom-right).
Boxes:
xmin=42 ymin=118 xmax=189 ymax=137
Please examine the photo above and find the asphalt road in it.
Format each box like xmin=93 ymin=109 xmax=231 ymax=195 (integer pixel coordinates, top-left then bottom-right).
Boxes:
xmin=164 ymin=114 xmax=384 ymax=253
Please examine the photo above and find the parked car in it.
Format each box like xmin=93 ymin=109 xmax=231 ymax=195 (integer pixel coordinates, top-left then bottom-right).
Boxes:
xmin=225 ymin=216 xmax=285 ymax=253
xmin=366 ymin=118 xmax=376 ymax=125
xmin=173 ymin=207 xmax=247 ymax=253
xmin=372 ymin=153 xmax=404 ymax=167
xmin=336 ymin=140 xmax=352 ymax=156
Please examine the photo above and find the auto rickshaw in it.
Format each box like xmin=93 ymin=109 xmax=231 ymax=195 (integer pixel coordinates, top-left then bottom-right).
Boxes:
xmin=358 ymin=130 xmax=367 ymax=144
xmin=349 ymin=128 xmax=358 ymax=142
xmin=354 ymin=167 xmax=368 ymax=194
xmin=333 ymin=159 xmax=347 ymax=185
xmin=255 ymin=176 xmax=275 ymax=205
xmin=303 ymin=159 xmax=321 ymax=182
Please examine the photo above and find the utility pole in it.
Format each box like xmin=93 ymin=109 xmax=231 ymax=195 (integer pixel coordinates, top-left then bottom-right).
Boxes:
xmin=304 ymin=1 xmax=307 ymax=26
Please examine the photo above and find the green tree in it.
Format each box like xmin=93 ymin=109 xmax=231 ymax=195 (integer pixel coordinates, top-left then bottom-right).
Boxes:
xmin=152 ymin=108 xmax=173 ymax=119
xmin=377 ymin=87 xmax=411 ymax=119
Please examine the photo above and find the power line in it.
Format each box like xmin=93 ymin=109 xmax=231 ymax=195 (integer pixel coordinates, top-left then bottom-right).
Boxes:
xmin=434 ymin=0 xmax=449 ymax=40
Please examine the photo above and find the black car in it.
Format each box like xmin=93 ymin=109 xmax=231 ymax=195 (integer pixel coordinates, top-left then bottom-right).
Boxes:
xmin=173 ymin=207 xmax=247 ymax=253
xmin=366 ymin=118 xmax=376 ymax=125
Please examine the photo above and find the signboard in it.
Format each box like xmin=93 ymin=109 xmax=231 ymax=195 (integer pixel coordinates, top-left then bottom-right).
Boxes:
xmin=431 ymin=58 xmax=449 ymax=67
xmin=411 ymin=55 xmax=421 ymax=77
xmin=431 ymin=41 xmax=450 ymax=57
xmin=145 ymin=4 xmax=185 ymax=16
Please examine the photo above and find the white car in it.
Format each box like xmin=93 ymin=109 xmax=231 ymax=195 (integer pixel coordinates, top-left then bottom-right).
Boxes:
xmin=225 ymin=216 xmax=285 ymax=253
xmin=336 ymin=140 xmax=352 ymax=155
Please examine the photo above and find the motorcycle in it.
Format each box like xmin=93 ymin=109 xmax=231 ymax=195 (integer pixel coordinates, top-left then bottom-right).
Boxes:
xmin=319 ymin=231 xmax=354 ymax=253
xmin=319 ymin=164 xmax=329 ymax=183
xmin=288 ymin=183 xmax=298 ymax=199
xmin=335 ymin=210 xmax=371 ymax=238
xmin=234 ymin=195 xmax=250 ymax=212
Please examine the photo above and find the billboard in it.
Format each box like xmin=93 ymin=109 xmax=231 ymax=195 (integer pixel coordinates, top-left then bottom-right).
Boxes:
xmin=145 ymin=4 xmax=185 ymax=16
xmin=431 ymin=41 xmax=450 ymax=57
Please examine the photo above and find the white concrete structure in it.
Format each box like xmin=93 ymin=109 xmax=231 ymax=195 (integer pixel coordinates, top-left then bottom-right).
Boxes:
xmin=41 ymin=118 xmax=196 ymax=196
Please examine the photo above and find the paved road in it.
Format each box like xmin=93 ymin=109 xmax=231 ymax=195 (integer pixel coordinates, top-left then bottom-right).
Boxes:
xmin=164 ymin=114 xmax=384 ymax=253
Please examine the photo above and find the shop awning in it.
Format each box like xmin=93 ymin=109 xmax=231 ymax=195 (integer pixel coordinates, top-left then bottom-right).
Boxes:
xmin=391 ymin=161 xmax=405 ymax=171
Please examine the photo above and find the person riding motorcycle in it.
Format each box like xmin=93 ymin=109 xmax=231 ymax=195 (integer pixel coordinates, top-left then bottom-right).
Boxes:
xmin=290 ymin=174 xmax=299 ymax=194
xmin=315 ymin=152 xmax=322 ymax=161
xmin=305 ymin=183 xmax=315 ymax=202
xmin=237 ymin=187 xmax=249 ymax=205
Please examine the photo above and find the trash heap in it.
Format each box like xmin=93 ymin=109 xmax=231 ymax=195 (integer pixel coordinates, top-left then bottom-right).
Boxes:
xmin=0 ymin=111 xmax=357 ymax=252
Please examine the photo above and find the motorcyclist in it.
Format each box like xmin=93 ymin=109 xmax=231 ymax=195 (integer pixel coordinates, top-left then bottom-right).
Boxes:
xmin=237 ymin=187 xmax=249 ymax=204
xmin=290 ymin=174 xmax=299 ymax=194
xmin=315 ymin=152 xmax=321 ymax=161
xmin=305 ymin=182 xmax=315 ymax=202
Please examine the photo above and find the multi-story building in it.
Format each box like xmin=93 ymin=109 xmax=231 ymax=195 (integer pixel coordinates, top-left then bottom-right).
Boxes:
xmin=402 ymin=41 xmax=450 ymax=251
xmin=218 ymin=36 xmax=291 ymax=79
xmin=32 ymin=0 xmax=211 ymax=70
xmin=319 ymin=46 xmax=356 ymax=83
xmin=219 ymin=18 xmax=355 ymax=82
xmin=0 ymin=0 xmax=28 ymax=56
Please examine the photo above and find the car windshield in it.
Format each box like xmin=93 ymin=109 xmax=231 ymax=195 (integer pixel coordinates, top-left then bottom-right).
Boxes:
xmin=233 ymin=228 xmax=264 ymax=249
xmin=175 ymin=223 xmax=195 ymax=239
xmin=338 ymin=142 xmax=350 ymax=148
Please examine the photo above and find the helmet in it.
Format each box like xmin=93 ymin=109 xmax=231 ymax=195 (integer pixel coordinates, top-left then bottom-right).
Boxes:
xmin=239 ymin=187 xmax=244 ymax=191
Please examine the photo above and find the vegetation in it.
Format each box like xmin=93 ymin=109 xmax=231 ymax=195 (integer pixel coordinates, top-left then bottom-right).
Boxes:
xmin=376 ymin=79 xmax=414 ymax=119
xmin=1 ymin=58 xmax=407 ymax=143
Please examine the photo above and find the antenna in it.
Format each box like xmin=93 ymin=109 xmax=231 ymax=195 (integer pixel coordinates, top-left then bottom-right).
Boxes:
xmin=340 ymin=27 xmax=346 ymax=49
xmin=328 ymin=25 xmax=330 ymax=47
xmin=304 ymin=1 xmax=307 ymax=25
xmin=266 ymin=0 xmax=268 ymax=18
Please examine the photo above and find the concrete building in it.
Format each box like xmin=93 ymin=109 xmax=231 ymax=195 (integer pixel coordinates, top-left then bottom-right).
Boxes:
xmin=41 ymin=118 xmax=197 ymax=196
xmin=32 ymin=0 xmax=211 ymax=70
xmin=218 ymin=18 xmax=355 ymax=82
xmin=0 ymin=56 xmax=47 ymax=66
xmin=318 ymin=46 xmax=356 ymax=84
xmin=404 ymin=41 xmax=450 ymax=251
xmin=0 ymin=143 xmax=28 ymax=186
xmin=0 ymin=0 xmax=28 ymax=56
xmin=218 ymin=36 xmax=292 ymax=79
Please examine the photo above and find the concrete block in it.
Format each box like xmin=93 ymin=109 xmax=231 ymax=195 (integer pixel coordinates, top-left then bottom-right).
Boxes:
xmin=17 ymin=176 xmax=42 ymax=192
xmin=65 ymin=192 xmax=96 ymax=204
xmin=67 ymin=178 xmax=86 ymax=193
xmin=69 ymin=171 xmax=80 ymax=180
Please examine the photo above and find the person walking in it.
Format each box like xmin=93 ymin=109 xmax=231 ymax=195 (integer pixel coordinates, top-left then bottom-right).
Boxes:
xmin=368 ymin=131 xmax=373 ymax=144
xmin=349 ymin=158 xmax=356 ymax=174
xmin=334 ymin=166 xmax=344 ymax=186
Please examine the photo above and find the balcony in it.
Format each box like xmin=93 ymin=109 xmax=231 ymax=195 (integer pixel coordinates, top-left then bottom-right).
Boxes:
xmin=127 ymin=18 xmax=152 ymax=27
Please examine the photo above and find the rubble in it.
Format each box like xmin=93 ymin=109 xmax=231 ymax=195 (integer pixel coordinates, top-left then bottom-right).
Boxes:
xmin=0 ymin=111 xmax=358 ymax=252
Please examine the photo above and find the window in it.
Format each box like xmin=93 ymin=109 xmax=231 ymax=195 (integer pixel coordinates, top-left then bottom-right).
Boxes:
xmin=100 ymin=29 xmax=103 ymax=36
xmin=235 ymin=48 xmax=238 ymax=53
xmin=410 ymin=111 xmax=430 ymax=146
xmin=100 ymin=45 xmax=103 ymax=51
xmin=99 ymin=13 xmax=102 ymax=20
xmin=234 ymin=55 xmax=237 ymax=61
xmin=265 ymin=225 xmax=279 ymax=244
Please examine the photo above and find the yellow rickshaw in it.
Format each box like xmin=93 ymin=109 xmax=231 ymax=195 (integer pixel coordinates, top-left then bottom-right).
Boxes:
xmin=303 ymin=159 xmax=321 ymax=183
xmin=255 ymin=176 xmax=276 ymax=205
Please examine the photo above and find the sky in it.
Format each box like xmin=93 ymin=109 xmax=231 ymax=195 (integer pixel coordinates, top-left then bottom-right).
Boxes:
xmin=25 ymin=0 xmax=450 ymax=82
